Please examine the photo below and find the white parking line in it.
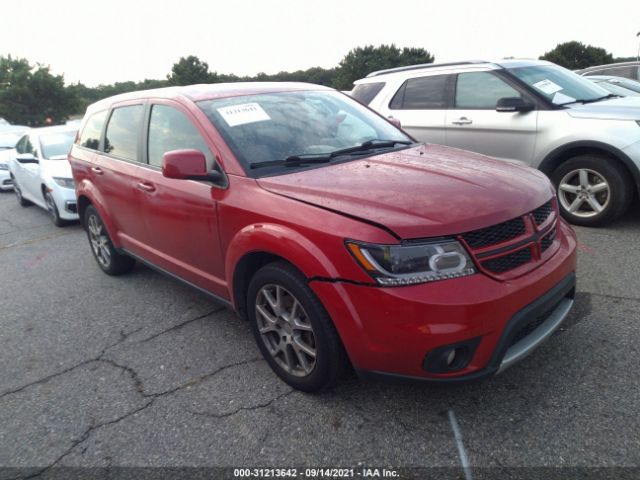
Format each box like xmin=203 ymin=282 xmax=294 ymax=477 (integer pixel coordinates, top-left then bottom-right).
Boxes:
xmin=448 ymin=409 xmax=473 ymax=480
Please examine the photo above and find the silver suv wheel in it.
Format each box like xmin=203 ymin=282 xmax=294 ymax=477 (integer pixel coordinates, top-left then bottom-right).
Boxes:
xmin=558 ymin=168 xmax=610 ymax=218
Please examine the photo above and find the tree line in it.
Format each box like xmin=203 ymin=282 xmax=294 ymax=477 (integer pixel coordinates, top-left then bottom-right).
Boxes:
xmin=0 ymin=41 xmax=634 ymax=126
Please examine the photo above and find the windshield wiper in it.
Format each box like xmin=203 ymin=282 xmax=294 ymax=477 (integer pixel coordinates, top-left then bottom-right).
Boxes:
xmin=250 ymin=139 xmax=414 ymax=170
xmin=559 ymin=93 xmax=619 ymax=106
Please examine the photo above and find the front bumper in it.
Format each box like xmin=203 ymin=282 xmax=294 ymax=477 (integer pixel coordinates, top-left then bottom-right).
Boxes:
xmin=310 ymin=220 xmax=577 ymax=381
xmin=49 ymin=184 xmax=79 ymax=220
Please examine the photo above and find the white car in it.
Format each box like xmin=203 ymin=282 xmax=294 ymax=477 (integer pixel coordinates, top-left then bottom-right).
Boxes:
xmin=0 ymin=128 xmax=29 ymax=191
xmin=9 ymin=125 xmax=79 ymax=226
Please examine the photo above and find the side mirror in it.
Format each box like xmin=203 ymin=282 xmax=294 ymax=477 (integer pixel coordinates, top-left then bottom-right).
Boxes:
xmin=16 ymin=153 xmax=39 ymax=164
xmin=496 ymin=97 xmax=535 ymax=113
xmin=388 ymin=116 xmax=402 ymax=128
xmin=161 ymin=149 xmax=224 ymax=183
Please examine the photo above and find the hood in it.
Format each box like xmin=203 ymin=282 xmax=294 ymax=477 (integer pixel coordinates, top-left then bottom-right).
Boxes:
xmin=41 ymin=158 xmax=73 ymax=179
xmin=567 ymin=96 xmax=640 ymax=121
xmin=257 ymin=144 xmax=553 ymax=239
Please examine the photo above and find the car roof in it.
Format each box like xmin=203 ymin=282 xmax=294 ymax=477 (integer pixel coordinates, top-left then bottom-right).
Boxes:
xmin=575 ymin=61 xmax=640 ymax=74
xmin=87 ymin=82 xmax=333 ymax=112
xmin=361 ymin=59 xmax=553 ymax=81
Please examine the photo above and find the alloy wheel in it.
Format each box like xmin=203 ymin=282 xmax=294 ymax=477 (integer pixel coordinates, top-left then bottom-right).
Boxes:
xmin=255 ymin=284 xmax=317 ymax=377
xmin=87 ymin=214 xmax=111 ymax=268
xmin=558 ymin=168 xmax=610 ymax=218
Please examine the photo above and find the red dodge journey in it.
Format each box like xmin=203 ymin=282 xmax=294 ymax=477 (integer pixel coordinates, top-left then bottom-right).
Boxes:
xmin=68 ymin=82 xmax=577 ymax=391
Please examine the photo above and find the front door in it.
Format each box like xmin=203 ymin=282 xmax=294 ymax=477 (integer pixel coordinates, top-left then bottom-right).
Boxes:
xmin=135 ymin=101 xmax=226 ymax=298
xmin=445 ymin=71 xmax=538 ymax=165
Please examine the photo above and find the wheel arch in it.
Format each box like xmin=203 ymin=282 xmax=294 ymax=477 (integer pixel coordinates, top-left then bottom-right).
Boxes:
xmin=74 ymin=184 xmax=121 ymax=247
xmin=539 ymin=141 xmax=640 ymax=199
xmin=226 ymin=224 xmax=343 ymax=320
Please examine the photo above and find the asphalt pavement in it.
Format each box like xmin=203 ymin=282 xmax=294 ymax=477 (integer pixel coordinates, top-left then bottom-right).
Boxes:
xmin=1 ymin=190 xmax=639 ymax=479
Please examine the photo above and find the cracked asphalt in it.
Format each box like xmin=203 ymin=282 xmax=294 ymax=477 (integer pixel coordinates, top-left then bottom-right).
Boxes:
xmin=1 ymin=190 xmax=639 ymax=477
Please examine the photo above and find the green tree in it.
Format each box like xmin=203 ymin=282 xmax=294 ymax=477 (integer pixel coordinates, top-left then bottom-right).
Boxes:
xmin=0 ymin=55 xmax=78 ymax=125
xmin=333 ymin=44 xmax=434 ymax=90
xmin=539 ymin=41 xmax=614 ymax=69
xmin=167 ymin=55 xmax=215 ymax=85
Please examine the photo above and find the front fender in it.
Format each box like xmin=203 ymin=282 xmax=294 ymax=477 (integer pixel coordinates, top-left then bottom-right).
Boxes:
xmin=225 ymin=223 xmax=346 ymax=305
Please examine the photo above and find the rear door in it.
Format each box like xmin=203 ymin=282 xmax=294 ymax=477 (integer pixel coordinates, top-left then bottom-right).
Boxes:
xmin=381 ymin=74 xmax=450 ymax=145
xmin=135 ymin=101 xmax=226 ymax=298
xmin=93 ymin=102 xmax=149 ymax=249
xmin=445 ymin=70 xmax=538 ymax=165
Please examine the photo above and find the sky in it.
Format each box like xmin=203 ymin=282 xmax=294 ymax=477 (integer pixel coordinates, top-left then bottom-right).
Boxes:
xmin=1 ymin=0 xmax=639 ymax=87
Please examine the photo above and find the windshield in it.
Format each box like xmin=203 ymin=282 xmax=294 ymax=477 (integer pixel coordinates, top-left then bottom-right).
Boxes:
xmin=593 ymin=81 xmax=640 ymax=97
xmin=197 ymin=90 xmax=412 ymax=175
xmin=509 ymin=65 xmax=611 ymax=105
xmin=0 ymin=132 xmax=23 ymax=149
xmin=40 ymin=131 xmax=76 ymax=159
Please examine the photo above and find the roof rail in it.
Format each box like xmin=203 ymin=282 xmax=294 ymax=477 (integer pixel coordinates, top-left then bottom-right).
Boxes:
xmin=366 ymin=60 xmax=488 ymax=78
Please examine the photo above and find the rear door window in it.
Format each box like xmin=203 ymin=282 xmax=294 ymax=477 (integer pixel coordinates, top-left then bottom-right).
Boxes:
xmin=350 ymin=82 xmax=386 ymax=105
xmin=390 ymin=74 xmax=449 ymax=109
xmin=78 ymin=110 xmax=108 ymax=150
xmin=455 ymin=72 xmax=521 ymax=109
xmin=104 ymin=105 xmax=144 ymax=161
xmin=147 ymin=105 xmax=215 ymax=169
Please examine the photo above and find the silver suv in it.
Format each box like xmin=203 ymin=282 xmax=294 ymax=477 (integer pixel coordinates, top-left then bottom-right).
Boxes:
xmin=353 ymin=59 xmax=640 ymax=226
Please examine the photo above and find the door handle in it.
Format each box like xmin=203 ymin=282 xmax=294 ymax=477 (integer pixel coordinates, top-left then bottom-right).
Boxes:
xmin=137 ymin=181 xmax=156 ymax=193
xmin=452 ymin=117 xmax=473 ymax=125
xmin=91 ymin=166 xmax=104 ymax=175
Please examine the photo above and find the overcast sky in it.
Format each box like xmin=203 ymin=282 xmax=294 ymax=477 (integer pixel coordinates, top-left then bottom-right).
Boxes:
xmin=2 ymin=0 xmax=639 ymax=86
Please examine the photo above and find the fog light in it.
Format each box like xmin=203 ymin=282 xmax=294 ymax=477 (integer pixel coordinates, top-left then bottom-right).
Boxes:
xmin=423 ymin=337 xmax=481 ymax=373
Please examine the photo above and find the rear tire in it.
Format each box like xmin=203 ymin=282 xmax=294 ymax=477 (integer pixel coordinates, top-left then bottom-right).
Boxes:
xmin=551 ymin=155 xmax=633 ymax=227
xmin=84 ymin=205 xmax=135 ymax=275
xmin=247 ymin=261 xmax=349 ymax=392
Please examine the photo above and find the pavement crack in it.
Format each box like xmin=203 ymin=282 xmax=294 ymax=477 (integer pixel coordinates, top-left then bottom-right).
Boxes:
xmin=0 ymin=231 xmax=74 ymax=250
xmin=188 ymin=389 xmax=295 ymax=419
xmin=138 ymin=306 xmax=226 ymax=344
xmin=0 ymin=359 xmax=97 ymax=400
xmin=582 ymin=291 xmax=640 ymax=303
xmin=14 ymin=400 xmax=155 ymax=479
xmin=145 ymin=357 xmax=264 ymax=398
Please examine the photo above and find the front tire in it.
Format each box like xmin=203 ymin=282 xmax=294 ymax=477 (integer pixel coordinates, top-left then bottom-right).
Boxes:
xmin=84 ymin=205 xmax=135 ymax=275
xmin=551 ymin=155 xmax=633 ymax=227
xmin=12 ymin=178 xmax=31 ymax=207
xmin=44 ymin=190 xmax=67 ymax=227
xmin=247 ymin=261 xmax=348 ymax=392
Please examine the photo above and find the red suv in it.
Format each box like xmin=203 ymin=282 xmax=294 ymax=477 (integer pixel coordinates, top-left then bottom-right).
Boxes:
xmin=69 ymin=83 xmax=577 ymax=391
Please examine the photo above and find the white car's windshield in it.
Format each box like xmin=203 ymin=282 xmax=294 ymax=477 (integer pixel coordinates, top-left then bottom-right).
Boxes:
xmin=198 ymin=90 xmax=412 ymax=175
xmin=40 ymin=131 xmax=76 ymax=159
xmin=510 ymin=65 xmax=611 ymax=105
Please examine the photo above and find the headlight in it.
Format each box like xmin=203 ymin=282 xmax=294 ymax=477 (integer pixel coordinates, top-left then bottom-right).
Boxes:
xmin=52 ymin=177 xmax=75 ymax=188
xmin=0 ymin=163 xmax=8 ymax=170
xmin=346 ymin=239 xmax=476 ymax=286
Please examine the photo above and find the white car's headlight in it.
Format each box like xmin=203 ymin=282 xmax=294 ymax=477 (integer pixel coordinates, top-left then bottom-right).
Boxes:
xmin=346 ymin=239 xmax=476 ymax=286
xmin=52 ymin=177 xmax=75 ymax=189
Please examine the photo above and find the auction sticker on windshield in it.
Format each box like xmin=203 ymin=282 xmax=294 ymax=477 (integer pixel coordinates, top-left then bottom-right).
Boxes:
xmin=532 ymin=79 xmax=563 ymax=95
xmin=217 ymin=103 xmax=271 ymax=127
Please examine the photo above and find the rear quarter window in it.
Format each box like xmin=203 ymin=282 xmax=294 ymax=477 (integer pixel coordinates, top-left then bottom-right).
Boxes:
xmin=78 ymin=110 xmax=108 ymax=150
xmin=390 ymin=74 xmax=449 ymax=110
xmin=350 ymin=82 xmax=386 ymax=105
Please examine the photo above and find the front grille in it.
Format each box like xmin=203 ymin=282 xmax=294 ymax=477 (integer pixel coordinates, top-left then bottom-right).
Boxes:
xmin=540 ymin=228 xmax=556 ymax=252
xmin=2 ymin=179 xmax=12 ymax=185
xmin=481 ymin=248 xmax=532 ymax=273
xmin=532 ymin=201 xmax=553 ymax=225
xmin=462 ymin=217 xmax=526 ymax=249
